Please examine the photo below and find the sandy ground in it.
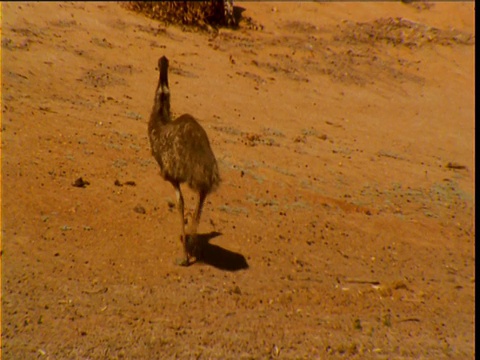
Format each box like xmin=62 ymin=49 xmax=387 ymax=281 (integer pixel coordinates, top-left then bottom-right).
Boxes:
xmin=1 ymin=2 xmax=475 ymax=359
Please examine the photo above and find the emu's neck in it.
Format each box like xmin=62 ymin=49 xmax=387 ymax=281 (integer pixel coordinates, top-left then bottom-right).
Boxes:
xmin=150 ymin=84 xmax=171 ymax=125
xmin=150 ymin=56 xmax=172 ymax=126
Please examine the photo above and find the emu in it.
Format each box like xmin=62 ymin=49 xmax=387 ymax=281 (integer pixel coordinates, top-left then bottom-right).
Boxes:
xmin=148 ymin=56 xmax=220 ymax=266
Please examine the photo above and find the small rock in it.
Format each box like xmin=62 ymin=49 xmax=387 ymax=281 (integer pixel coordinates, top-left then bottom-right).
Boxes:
xmin=293 ymin=135 xmax=306 ymax=143
xmin=38 ymin=349 xmax=47 ymax=356
xmin=167 ymin=200 xmax=176 ymax=210
xmin=134 ymin=205 xmax=146 ymax=214
xmin=391 ymin=280 xmax=408 ymax=290
xmin=377 ymin=285 xmax=393 ymax=298
xmin=446 ymin=162 xmax=467 ymax=170
xmin=72 ymin=177 xmax=90 ymax=188
xmin=271 ymin=344 xmax=280 ymax=357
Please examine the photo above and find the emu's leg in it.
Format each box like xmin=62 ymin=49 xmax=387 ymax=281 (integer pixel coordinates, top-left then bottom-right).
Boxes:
xmin=190 ymin=190 xmax=207 ymax=234
xmin=188 ymin=190 xmax=207 ymax=258
xmin=173 ymin=183 xmax=189 ymax=266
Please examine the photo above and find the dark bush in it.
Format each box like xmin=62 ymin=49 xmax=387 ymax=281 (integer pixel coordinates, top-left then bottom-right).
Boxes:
xmin=123 ymin=1 xmax=236 ymax=29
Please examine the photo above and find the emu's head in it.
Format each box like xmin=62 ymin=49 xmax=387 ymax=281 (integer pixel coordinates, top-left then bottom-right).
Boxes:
xmin=153 ymin=56 xmax=171 ymax=122
xmin=159 ymin=56 xmax=169 ymax=88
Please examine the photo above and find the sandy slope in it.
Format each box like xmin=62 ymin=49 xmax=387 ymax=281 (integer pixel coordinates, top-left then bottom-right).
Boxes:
xmin=1 ymin=2 xmax=475 ymax=359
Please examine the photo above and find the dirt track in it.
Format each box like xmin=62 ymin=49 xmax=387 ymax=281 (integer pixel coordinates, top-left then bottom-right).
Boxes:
xmin=1 ymin=2 xmax=475 ymax=359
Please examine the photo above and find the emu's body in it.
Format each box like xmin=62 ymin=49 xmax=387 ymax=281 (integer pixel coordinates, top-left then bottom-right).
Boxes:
xmin=148 ymin=56 xmax=219 ymax=266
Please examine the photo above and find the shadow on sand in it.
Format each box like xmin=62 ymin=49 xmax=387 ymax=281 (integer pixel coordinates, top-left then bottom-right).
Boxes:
xmin=233 ymin=5 xmax=246 ymax=25
xmin=189 ymin=232 xmax=249 ymax=271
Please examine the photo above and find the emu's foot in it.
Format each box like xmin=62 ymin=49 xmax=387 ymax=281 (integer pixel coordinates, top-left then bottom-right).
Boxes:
xmin=177 ymin=234 xmax=201 ymax=265
xmin=186 ymin=233 xmax=195 ymax=249
xmin=182 ymin=234 xmax=195 ymax=255
xmin=175 ymin=257 xmax=190 ymax=267
xmin=187 ymin=234 xmax=205 ymax=261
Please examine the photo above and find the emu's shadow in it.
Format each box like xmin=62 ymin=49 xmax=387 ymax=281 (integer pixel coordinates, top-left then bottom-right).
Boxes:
xmin=192 ymin=232 xmax=249 ymax=271
xmin=233 ymin=5 xmax=246 ymax=25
